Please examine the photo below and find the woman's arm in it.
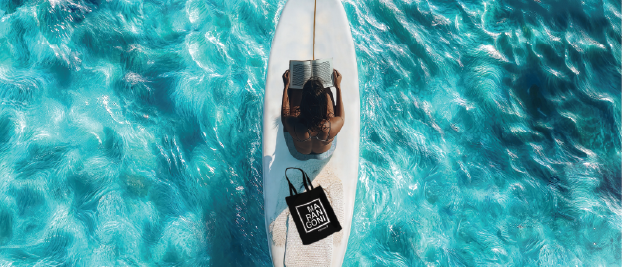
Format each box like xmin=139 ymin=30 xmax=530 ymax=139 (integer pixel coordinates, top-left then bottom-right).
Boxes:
xmin=281 ymin=70 xmax=295 ymax=133
xmin=281 ymin=70 xmax=291 ymax=120
xmin=333 ymin=69 xmax=344 ymax=121
xmin=326 ymin=69 xmax=345 ymax=138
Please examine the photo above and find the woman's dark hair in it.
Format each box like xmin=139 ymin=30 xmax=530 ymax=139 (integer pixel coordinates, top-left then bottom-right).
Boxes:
xmin=299 ymin=77 xmax=330 ymax=132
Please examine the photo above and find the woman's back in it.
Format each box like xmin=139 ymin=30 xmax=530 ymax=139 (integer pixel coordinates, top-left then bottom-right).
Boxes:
xmin=281 ymin=70 xmax=345 ymax=156
xmin=285 ymin=115 xmax=342 ymax=154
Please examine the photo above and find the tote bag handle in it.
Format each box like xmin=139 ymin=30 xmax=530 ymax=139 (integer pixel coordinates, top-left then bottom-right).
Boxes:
xmin=285 ymin=167 xmax=314 ymax=196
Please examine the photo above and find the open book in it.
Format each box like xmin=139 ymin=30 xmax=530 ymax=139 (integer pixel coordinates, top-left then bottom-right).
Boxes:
xmin=289 ymin=58 xmax=333 ymax=89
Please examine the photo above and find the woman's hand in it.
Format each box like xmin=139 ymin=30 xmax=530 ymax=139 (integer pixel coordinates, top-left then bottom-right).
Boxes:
xmin=332 ymin=69 xmax=342 ymax=89
xmin=282 ymin=70 xmax=290 ymax=87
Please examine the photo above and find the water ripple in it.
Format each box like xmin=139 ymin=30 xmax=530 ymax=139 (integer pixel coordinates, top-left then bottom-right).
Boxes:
xmin=0 ymin=0 xmax=619 ymax=265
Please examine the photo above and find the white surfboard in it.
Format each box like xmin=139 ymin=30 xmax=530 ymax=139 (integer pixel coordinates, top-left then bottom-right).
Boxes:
xmin=262 ymin=0 xmax=360 ymax=266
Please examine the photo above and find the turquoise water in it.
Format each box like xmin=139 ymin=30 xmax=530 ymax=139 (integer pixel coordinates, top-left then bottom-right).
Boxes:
xmin=0 ymin=0 xmax=620 ymax=265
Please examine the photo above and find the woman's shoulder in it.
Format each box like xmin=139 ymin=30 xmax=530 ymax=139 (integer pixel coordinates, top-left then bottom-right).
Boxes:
xmin=326 ymin=116 xmax=344 ymax=136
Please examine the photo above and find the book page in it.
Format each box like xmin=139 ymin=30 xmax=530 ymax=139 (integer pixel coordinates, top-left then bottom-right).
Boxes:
xmin=310 ymin=58 xmax=333 ymax=88
xmin=289 ymin=58 xmax=333 ymax=89
xmin=289 ymin=60 xmax=313 ymax=89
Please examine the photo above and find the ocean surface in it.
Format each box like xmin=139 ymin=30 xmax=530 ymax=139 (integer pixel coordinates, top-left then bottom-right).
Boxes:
xmin=0 ymin=0 xmax=620 ymax=265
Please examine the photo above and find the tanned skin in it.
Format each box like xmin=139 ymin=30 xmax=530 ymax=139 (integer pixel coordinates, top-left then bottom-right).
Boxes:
xmin=281 ymin=69 xmax=345 ymax=154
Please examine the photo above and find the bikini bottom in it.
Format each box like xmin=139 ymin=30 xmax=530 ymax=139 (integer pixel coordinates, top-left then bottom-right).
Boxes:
xmin=283 ymin=133 xmax=337 ymax=161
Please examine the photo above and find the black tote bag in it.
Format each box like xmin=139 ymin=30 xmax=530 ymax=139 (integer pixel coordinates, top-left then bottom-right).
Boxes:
xmin=284 ymin=167 xmax=341 ymax=245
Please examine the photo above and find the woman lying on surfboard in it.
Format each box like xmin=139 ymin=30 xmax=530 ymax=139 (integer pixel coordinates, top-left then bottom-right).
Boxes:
xmin=281 ymin=69 xmax=344 ymax=160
